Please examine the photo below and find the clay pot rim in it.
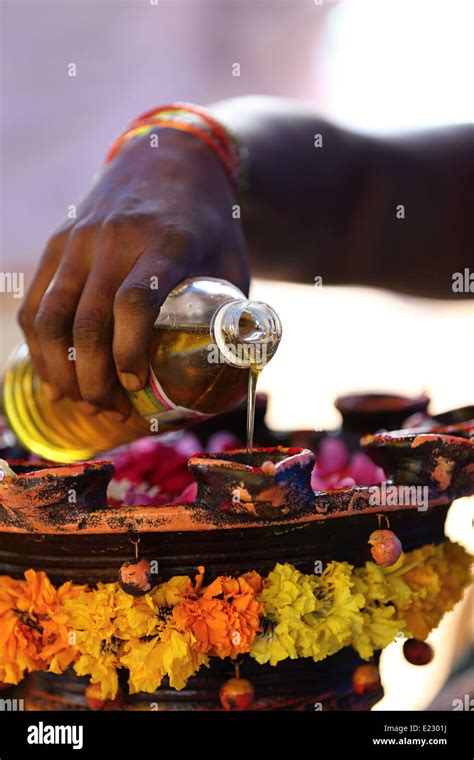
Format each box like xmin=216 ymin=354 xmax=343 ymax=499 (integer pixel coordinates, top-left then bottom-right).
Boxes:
xmin=362 ymin=431 xmax=474 ymax=448
xmin=335 ymin=392 xmax=429 ymax=416
xmin=188 ymin=446 xmax=315 ymax=474
xmin=0 ymin=459 xmax=113 ymax=482
xmin=404 ymin=420 xmax=474 ymax=436
xmin=0 ymin=487 xmax=452 ymax=535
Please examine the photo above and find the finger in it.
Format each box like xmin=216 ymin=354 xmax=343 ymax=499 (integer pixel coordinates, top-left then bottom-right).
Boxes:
xmin=113 ymin=242 xmax=188 ymax=392
xmin=17 ymin=227 xmax=70 ymax=386
xmin=34 ymin=225 xmax=92 ymax=400
xmin=73 ymin=238 xmax=143 ymax=418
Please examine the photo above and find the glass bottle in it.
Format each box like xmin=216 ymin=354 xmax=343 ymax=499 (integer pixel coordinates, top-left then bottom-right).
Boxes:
xmin=3 ymin=278 xmax=282 ymax=463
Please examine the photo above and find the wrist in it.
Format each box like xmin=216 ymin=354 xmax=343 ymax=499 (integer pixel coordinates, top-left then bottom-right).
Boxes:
xmin=105 ymin=102 xmax=247 ymax=199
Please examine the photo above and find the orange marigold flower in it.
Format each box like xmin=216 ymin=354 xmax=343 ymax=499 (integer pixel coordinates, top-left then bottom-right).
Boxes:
xmin=0 ymin=570 xmax=84 ymax=684
xmin=173 ymin=570 xmax=263 ymax=658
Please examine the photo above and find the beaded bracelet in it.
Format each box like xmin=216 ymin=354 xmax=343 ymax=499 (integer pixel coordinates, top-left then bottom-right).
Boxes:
xmin=105 ymin=102 xmax=247 ymax=198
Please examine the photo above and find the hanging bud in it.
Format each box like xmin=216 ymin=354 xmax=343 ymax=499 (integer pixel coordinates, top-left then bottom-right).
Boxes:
xmin=118 ymin=558 xmax=153 ymax=596
xmin=219 ymin=678 xmax=254 ymax=710
xmin=368 ymin=529 xmax=402 ymax=567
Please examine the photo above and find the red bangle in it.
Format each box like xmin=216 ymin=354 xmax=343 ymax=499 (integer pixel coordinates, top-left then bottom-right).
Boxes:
xmin=105 ymin=103 xmax=244 ymax=196
xmin=130 ymin=102 xmax=237 ymax=162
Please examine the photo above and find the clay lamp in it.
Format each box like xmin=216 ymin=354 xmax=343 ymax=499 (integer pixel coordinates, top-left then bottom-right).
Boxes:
xmin=404 ymin=404 xmax=474 ymax=431
xmin=361 ymin=430 xmax=474 ymax=497
xmin=0 ymin=459 xmax=114 ymax=528
xmin=335 ymin=392 xmax=430 ymax=437
xmin=188 ymin=446 xmax=315 ymax=518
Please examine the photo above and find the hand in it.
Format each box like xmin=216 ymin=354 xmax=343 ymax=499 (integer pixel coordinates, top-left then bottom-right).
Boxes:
xmin=17 ymin=129 xmax=249 ymax=420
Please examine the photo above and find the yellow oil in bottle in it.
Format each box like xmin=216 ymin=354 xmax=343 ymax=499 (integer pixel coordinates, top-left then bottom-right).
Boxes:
xmin=3 ymin=278 xmax=282 ymax=463
xmin=3 ymin=342 xmax=150 ymax=463
xmin=149 ymin=327 xmax=249 ymax=415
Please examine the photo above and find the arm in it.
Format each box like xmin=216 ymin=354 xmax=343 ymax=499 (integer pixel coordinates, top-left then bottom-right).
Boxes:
xmin=211 ymin=96 xmax=474 ymax=298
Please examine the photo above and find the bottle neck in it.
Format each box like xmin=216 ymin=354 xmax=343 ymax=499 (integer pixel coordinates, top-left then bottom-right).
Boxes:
xmin=211 ymin=299 xmax=282 ymax=369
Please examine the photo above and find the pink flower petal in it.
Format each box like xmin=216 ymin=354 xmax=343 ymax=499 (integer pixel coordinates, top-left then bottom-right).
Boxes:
xmin=349 ymin=451 xmax=385 ymax=486
xmin=175 ymin=481 xmax=198 ymax=504
xmin=317 ymin=437 xmax=349 ymax=474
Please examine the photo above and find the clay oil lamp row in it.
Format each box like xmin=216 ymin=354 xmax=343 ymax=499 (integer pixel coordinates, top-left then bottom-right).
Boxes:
xmin=1 ymin=421 xmax=472 ymax=535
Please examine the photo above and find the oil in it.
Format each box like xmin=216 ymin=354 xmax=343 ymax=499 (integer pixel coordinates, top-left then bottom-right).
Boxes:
xmin=3 ymin=278 xmax=282 ymax=463
xmin=246 ymin=367 xmax=260 ymax=452
xmin=148 ymin=327 xmax=249 ymax=415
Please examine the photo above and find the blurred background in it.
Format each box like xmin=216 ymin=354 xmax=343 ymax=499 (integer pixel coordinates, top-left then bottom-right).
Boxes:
xmin=0 ymin=0 xmax=473 ymax=710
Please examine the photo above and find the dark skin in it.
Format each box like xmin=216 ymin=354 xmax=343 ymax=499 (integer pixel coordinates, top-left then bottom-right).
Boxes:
xmin=17 ymin=96 xmax=473 ymax=420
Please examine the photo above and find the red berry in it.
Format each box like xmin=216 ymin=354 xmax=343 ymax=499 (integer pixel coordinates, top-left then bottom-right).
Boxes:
xmin=219 ymin=678 xmax=254 ymax=710
xmin=403 ymin=639 xmax=434 ymax=666
xmin=85 ymin=683 xmax=106 ymax=711
xmin=118 ymin=558 xmax=153 ymax=596
xmin=369 ymin=529 xmax=402 ymax=567
xmin=85 ymin=683 xmax=124 ymax=711
xmin=352 ymin=664 xmax=381 ymax=695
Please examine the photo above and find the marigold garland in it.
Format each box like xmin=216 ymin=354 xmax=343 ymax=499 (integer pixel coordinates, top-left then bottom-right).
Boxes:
xmin=0 ymin=540 xmax=471 ymax=700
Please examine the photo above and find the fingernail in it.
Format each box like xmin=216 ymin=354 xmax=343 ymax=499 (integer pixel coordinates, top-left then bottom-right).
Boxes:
xmin=119 ymin=372 xmax=143 ymax=392
xmin=44 ymin=383 xmax=63 ymax=401
xmin=102 ymin=410 xmax=128 ymax=423
xmin=76 ymin=401 xmax=99 ymax=416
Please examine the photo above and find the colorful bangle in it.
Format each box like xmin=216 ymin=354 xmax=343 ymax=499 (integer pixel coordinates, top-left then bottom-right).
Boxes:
xmin=129 ymin=102 xmax=239 ymax=162
xmin=105 ymin=102 xmax=247 ymax=198
xmin=106 ymin=120 xmax=238 ymax=189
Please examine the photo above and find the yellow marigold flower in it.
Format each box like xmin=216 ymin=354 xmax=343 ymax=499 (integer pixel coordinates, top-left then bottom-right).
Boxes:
xmin=113 ymin=588 xmax=163 ymax=640
xmin=354 ymin=558 xmax=411 ymax=606
xmin=353 ymin=604 xmax=402 ymax=660
xmin=64 ymin=584 xmax=117 ymax=639
xmin=298 ymin=562 xmax=365 ymax=661
xmin=258 ymin=563 xmax=324 ymax=620
xmin=251 ymin=619 xmax=299 ymax=666
xmin=74 ymin=652 xmax=120 ymax=701
xmin=252 ymin=561 xmax=365 ymax=665
xmin=64 ymin=584 xmax=125 ymax=699
xmin=152 ymin=575 xmax=193 ymax=607
xmin=395 ymin=541 xmax=472 ymax=639
xmin=354 ymin=540 xmax=472 ymax=643
xmin=121 ymin=627 xmax=208 ymax=693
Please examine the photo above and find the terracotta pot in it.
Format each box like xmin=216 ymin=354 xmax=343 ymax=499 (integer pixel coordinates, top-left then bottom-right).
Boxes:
xmin=0 ymin=460 xmax=113 ymax=530
xmin=188 ymin=446 xmax=315 ymax=518
xmin=362 ymin=430 xmax=474 ymax=496
xmin=404 ymin=406 xmax=474 ymax=433
xmin=0 ymin=410 xmax=472 ymax=712
xmin=0 ymin=499 xmax=450 ymax=585
xmin=335 ymin=392 xmax=430 ymax=436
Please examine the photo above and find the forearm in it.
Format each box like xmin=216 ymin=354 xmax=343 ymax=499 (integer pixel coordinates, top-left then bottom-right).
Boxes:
xmin=211 ymin=96 xmax=474 ymax=298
